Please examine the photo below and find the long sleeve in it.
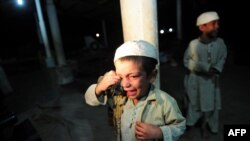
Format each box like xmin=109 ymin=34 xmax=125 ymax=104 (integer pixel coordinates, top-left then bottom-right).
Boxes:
xmin=212 ymin=38 xmax=227 ymax=73
xmin=84 ymin=84 xmax=107 ymax=106
xmin=183 ymin=40 xmax=211 ymax=73
xmin=159 ymin=97 xmax=186 ymax=141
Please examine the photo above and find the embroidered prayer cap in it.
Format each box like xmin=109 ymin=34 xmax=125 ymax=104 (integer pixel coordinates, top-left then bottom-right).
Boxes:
xmin=196 ymin=11 xmax=219 ymax=26
xmin=113 ymin=40 xmax=158 ymax=62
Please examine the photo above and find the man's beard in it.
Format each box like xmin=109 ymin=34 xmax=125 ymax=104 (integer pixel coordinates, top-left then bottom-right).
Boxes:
xmin=206 ymin=30 xmax=218 ymax=39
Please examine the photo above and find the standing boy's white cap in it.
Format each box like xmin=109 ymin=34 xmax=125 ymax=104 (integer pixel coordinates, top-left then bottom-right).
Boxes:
xmin=196 ymin=11 xmax=219 ymax=26
xmin=113 ymin=40 xmax=158 ymax=62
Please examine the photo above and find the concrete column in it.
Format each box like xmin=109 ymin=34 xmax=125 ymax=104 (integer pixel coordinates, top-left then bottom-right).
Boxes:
xmin=102 ymin=20 xmax=108 ymax=47
xmin=46 ymin=0 xmax=74 ymax=85
xmin=120 ymin=0 xmax=160 ymax=88
xmin=46 ymin=0 xmax=66 ymax=66
xmin=176 ymin=0 xmax=182 ymax=40
xmin=34 ymin=0 xmax=55 ymax=68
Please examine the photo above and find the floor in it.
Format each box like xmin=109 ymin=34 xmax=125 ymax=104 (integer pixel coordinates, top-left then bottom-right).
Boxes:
xmin=1 ymin=49 xmax=250 ymax=141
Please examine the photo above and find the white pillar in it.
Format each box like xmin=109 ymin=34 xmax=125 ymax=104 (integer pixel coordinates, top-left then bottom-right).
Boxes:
xmin=120 ymin=0 xmax=160 ymax=88
xmin=46 ymin=0 xmax=74 ymax=85
xmin=176 ymin=0 xmax=182 ymax=40
xmin=46 ymin=0 xmax=66 ymax=66
xmin=102 ymin=20 xmax=108 ymax=47
xmin=34 ymin=0 xmax=55 ymax=68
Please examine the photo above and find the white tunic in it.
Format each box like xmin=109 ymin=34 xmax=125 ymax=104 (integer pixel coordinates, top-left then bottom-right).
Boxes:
xmin=183 ymin=37 xmax=227 ymax=111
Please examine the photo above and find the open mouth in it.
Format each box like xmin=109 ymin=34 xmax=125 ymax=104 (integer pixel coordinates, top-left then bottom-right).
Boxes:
xmin=126 ymin=90 xmax=137 ymax=97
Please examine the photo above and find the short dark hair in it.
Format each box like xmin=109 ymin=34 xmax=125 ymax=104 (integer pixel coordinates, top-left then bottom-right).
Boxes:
xmin=117 ymin=56 xmax=157 ymax=75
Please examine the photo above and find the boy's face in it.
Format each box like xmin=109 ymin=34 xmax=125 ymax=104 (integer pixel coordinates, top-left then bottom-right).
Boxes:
xmin=115 ymin=60 xmax=151 ymax=102
xmin=200 ymin=20 xmax=219 ymax=38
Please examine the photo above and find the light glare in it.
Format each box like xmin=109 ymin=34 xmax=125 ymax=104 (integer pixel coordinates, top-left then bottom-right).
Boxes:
xmin=168 ymin=28 xmax=173 ymax=32
xmin=96 ymin=33 xmax=100 ymax=38
xmin=17 ymin=0 xmax=24 ymax=6
xmin=160 ymin=29 xmax=164 ymax=34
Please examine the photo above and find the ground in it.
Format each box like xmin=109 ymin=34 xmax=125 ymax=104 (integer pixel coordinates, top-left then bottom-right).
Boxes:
xmin=1 ymin=48 xmax=250 ymax=141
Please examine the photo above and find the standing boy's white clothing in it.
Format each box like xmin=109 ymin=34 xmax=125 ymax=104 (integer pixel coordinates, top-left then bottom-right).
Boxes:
xmin=183 ymin=37 xmax=227 ymax=132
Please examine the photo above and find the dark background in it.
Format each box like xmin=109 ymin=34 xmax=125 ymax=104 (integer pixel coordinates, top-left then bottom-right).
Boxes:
xmin=0 ymin=0 xmax=249 ymax=67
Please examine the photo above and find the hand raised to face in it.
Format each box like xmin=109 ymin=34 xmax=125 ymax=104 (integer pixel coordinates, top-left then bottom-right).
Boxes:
xmin=95 ymin=70 xmax=121 ymax=95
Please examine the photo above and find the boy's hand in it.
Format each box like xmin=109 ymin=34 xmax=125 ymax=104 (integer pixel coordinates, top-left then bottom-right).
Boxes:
xmin=135 ymin=121 xmax=163 ymax=140
xmin=95 ymin=70 xmax=121 ymax=95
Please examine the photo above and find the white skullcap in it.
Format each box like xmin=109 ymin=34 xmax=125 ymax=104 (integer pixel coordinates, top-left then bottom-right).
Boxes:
xmin=114 ymin=40 xmax=158 ymax=62
xmin=196 ymin=11 xmax=219 ymax=26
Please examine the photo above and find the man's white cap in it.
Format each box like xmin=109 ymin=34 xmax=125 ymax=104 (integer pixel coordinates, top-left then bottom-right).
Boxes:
xmin=196 ymin=11 xmax=219 ymax=26
xmin=113 ymin=40 xmax=158 ymax=62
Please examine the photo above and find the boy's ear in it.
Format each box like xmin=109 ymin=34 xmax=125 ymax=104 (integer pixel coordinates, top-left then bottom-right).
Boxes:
xmin=150 ymin=69 xmax=158 ymax=83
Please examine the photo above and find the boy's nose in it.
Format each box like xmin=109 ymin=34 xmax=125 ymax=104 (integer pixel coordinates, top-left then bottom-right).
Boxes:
xmin=121 ymin=79 xmax=130 ymax=88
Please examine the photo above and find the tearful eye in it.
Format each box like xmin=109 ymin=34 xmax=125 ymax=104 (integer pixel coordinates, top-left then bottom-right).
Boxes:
xmin=129 ymin=75 xmax=139 ymax=79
